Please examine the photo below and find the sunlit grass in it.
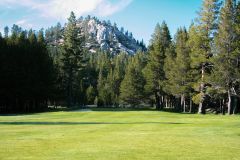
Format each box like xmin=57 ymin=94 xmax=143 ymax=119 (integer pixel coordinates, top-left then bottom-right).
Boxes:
xmin=0 ymin=110 xmax=239 ymax=160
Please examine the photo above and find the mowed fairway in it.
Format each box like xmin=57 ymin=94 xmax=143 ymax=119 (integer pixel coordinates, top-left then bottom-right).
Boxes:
xmin=0 ymin=110 xmax=239 ymax=160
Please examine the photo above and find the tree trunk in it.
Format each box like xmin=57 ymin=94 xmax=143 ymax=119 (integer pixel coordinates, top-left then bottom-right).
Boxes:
xmin=233 ymin=96 xmax=238 ymax=115
xmin=181 ymin=94 xmax=184 ymax=112
xmin=183 ymin=97 xmax=186 ymax=113
xmin=177 ymin=97 xmax=181 ymax=112
xmin=227 ymin=89 xmax=231 ymax=115
xmin=161 ymin=96 xmax=165 ymax=109
xmin=198 ymin=64 xmax=205 ymax=114
xmin=181 ymin=94 xmax=186 ymax=113
xmin=155 ymin=93 xmax=160 ymax=110
xmin=198 ymin=102 xmax=203 ymax=114
xmin=219 ymin=99 xmax=222 ymax=114
xmin=165 ymin=96 xmax=168 ymax=108
xmin=189 ymin=97 xmax=192 ymax=113
xmin=67 ymin=68 xmax=73 ymax=108
xmin=222 ymin=99 xmax=225 ymax=115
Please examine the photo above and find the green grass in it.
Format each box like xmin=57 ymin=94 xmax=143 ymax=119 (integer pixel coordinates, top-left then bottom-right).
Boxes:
xmin=0 ymin=110 xmax=239 ymax=160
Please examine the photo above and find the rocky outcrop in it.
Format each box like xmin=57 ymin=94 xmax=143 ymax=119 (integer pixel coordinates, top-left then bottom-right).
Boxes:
xmin=46 ymin=16 xmax=146 ymax=55
xmin=78 ymin=17 xmax=146 ymax=55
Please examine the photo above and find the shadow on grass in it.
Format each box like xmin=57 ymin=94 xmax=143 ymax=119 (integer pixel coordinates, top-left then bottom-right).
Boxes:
xmin=0 ymin=107 xmax=200 ymax=116
xmin=0 ymin=121 xmax=187 ymax=125
xmin=0 ymin=107 xmax=77 ymax=116
xmin=161 ymin=108 xmax=197 ymax=114
xmin=89 ymin=107 xmax=197 ymax=114
xmin=90 ymin=107 xmax=155 ymax=112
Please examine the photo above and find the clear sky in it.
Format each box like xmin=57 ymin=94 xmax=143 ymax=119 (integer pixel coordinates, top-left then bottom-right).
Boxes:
xmin=0 ymin=0 xmax=203 ymax=45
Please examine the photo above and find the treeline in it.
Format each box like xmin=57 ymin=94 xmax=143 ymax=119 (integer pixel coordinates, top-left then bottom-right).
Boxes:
xmin=134 ymin=0 xmax=240 ymax=115
xmin=84 ymin=0 xmax=240 ymax=115
xmin=0 ymin=26 xmax=55 ymax=112
xmin=144 ymin=0 xmax=240 ymax=115
xmin=0 ymin=0 xmax=240 ymax=115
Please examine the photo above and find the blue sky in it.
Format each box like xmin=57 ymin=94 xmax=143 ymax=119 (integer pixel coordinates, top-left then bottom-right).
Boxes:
xmin=0 ymin=0 xmax=202 ymax=44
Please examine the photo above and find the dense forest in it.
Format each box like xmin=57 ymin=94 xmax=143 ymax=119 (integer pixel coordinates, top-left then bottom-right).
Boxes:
xmin=0 ymin=0 xmax=240 ymax=115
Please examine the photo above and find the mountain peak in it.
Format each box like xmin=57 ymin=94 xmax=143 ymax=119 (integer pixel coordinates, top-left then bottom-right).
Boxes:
xmin=46 ymin=16 xmax=146 ymax=55
xmin=77 ymin=16 xmax=146 ymax=55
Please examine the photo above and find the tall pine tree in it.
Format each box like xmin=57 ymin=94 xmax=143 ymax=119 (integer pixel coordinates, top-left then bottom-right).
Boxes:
xmin=188 ymin=0 xmax=221 ymax=114
xmin=212 ymin=0 xmax=238 ymax=115
xmin=120 ymin=54 xmax=145 ymax=106
xmin=61 ymin=12 xmax=85 ymax=107
xmin=165 ymin=28 xmax=192 ymax=112
xmin=144 ymin=22 xmax=171 ymax=110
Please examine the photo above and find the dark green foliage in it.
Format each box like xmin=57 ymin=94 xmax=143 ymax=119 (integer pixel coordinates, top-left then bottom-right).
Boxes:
xmin=164 ymin=28 xmax=192 ymax=112
xmin=0 ymin=25 xmax=55 ymax=113
xmin=1 ymin=4 xmax=240 ymax=115
xmin=144 ymin=22 xmax=171 ymax=110
xmin=210 ymin=0 xmax=239 ymax=115
xmin=120 ymin=53 xmax=146 ymax=106
xmin=189 ymin=0 xmax=222 ymax=114
xmin=4 ymin=26 xmax=9 ymax=38
xmin=86 ymin=85 xmax=96 ymax=104
xmin=61 ymin=12 xmax=86 ymax=107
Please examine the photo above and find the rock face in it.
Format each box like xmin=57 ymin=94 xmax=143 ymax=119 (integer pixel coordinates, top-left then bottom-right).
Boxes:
xmin=46 ymin=16 xmax=146 ymax=55
xmin=77 ymin=17 xmax=146 ymax=55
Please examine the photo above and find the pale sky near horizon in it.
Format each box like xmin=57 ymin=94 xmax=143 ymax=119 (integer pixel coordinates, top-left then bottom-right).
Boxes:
xmin=0 ymin=0 xmax=203 ymax=45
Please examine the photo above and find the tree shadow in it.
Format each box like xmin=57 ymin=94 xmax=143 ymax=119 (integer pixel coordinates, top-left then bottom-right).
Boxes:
xmin=0 ymin=108 xmax=69 ymax=116
xmin=89 ymin=107 xmax=155 ymax=112
xmin=161 ymin=108 xmax=197 ymax=114
xmin=0 ymin=107 xmax=154 ymax=115
xmin=0 ymin=121 xmax=187 ymax=125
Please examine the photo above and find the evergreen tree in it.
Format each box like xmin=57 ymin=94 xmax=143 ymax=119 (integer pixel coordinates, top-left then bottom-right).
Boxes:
xmin=11 ymin=24 xmax=22 ymax=40
xmin=54 ymin=23 xmax=62 ymax=41
xmin=144 ymin=22 xmax=171 ymax=110
xmin=86 ymin=85 xmax=96 ymax=104
xmin=0 ymin=27 xmax=55 ymax=113
xmin=61 ymin=12 xmax=85 ymax=107
xmin=234 ymin=1 xmax=240 ymax=114
xmin=188 ymin=0 xmax=221 ymax=114
xmin=4 ymin=26 xmax=9 ymax=38
xmin=120 ymin=55 xmax=145 ymax=106
xmin=37 ymin=29 xmax=45 ymax=44
xmin=97 ymin=68 xmax=114 ymax=107
xmin=112 ymin=53 xmax=128 ymax=105
xmin=165 ymin=28 xmax=192 ymax=112
xmin=163 ymin=44 xmax=177 ymax=106
xmin=212 ymin=0 xmax=238 ymax=115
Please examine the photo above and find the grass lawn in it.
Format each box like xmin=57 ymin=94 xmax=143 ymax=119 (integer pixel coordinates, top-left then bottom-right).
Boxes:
xmin=0 ymin=109 xmax=239 ymax=160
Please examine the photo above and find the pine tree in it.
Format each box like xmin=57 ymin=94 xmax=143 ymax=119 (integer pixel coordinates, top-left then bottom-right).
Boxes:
xmin=97 ymin=68 xmax=114 ymax=107
xmin=144 ymin=22 xmax=171 ymax=110
xmin=212 ymin=0 xmax=238 ymax=115
xmin=165 ymin=28 xmax=192 ymax=112
xmin=86 ymin=85 xmax=96 ymax=104
xmin=234 ymin=1 xmax=240 ymax=114
xmin=0 ymin=27 xmax=55 ymax=113
xmin=189 ymin=0 xmax=221 ymax=114
xmin=163 ymin=44 xmax=177 ymax=107
xmin=96 ymin=52 xmax=112 ymax=106
xmin=11 ymin=24 xmax=22 ymax=40
xmin=4 ymin=26 xmax=9 ymax=38
xmin=28 ymin=30 xmax=37 ymax=44
xmin=105 ymin=68 xmax=115 ymax=105
xmin=112 ymin=53 xmax=127 ymax=105
xmin=97 ymin=68 xmax=105 ymax=106
xmin=120 ymin=55 xmax=145 ymax=106
xmin=61 ymin=12 xmax=85 ymax=107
